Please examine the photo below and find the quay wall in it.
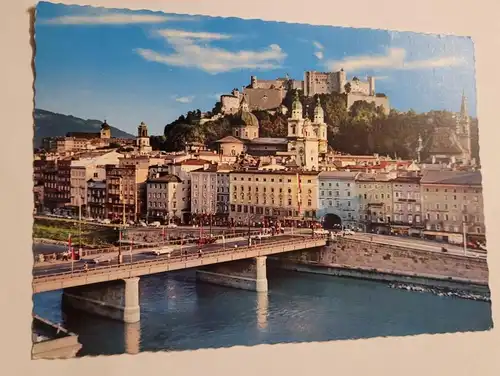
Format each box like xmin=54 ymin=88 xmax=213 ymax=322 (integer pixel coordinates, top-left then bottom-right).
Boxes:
xmin=32 ymin=315 xmax=82 ymax=359
xmin=272 ymin=237 xmax=489 ymax=289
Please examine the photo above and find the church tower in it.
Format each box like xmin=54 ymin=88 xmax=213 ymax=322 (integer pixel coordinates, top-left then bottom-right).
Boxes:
xmin=100 ymin=120 xmax=111 ymax=139
xmin=136 ymin=121 xmax=152 ymax=154
xmin=456 ymin=91 xmax=472 ymax=164
xmin=303 ymin=115 xmax=319 ymax=171
xmin=291 ymin=91 xmax=303 ymax=121
xmin=313 ymin=97 xmax=328 ymax=154
xmin=288 ymin=91 xmax=304 ymax=138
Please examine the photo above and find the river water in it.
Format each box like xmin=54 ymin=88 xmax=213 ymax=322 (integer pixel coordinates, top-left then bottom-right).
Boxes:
xmin=32 ymin=267 xmax=493 ymax=356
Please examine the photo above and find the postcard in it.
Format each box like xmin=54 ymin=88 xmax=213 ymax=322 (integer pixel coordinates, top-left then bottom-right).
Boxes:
xmin=31 ymin=1 xmax=491 ymax=359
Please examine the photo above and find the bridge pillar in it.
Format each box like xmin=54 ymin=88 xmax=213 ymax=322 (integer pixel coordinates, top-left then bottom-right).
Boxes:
xmin=61 ymin=277 xmax=141 ymax=324
xmin=196 ymin=256 xmax=268 ymax=292
xmin=255 ymin=256 xmax=268 ymax=293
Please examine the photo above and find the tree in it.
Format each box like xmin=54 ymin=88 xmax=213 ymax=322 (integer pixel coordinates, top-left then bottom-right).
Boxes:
xmin=158 ymin=90 xmax=479 ymax=161
xmin=344 ymin=82 xmax=352 ymax=94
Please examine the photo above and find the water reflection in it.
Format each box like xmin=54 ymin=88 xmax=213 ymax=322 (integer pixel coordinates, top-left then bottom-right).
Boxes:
xmin=256 ymin=292 xmax=268 ymax=330
xmin=124 ymin=322 xmax=141 ymax=354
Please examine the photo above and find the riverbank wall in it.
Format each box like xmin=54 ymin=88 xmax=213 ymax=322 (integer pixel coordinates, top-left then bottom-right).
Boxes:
xmin=270 ymin=237 xmax=490 ymax=293
xmin=32 ymin=315 xmax=82 ymax=359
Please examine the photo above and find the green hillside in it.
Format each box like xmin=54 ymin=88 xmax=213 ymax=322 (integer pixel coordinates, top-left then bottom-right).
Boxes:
xmin=33 ymin=108 xmax=134 ymax=147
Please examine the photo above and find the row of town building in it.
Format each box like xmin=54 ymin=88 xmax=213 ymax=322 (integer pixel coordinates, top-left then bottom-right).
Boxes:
xmin=33 ymin=148 xmax=485 ymax=244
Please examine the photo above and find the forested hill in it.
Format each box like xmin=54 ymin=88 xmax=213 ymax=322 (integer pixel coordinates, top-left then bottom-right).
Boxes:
xmin=153 ymin=89 xmax=480 ymax=162
xmin=34 ymin=109 xmax=135 ymax=147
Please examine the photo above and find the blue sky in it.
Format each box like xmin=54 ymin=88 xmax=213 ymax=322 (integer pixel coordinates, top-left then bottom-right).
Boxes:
xmin=35 ymin=2 xmax=477 ymax=135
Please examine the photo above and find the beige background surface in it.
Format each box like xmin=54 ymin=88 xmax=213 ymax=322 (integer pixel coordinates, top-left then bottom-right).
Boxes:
xmin=0 ymin=0 xmax=499 ymax=374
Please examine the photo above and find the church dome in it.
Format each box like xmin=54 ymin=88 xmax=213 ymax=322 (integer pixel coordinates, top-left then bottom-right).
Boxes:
xmin=236 ymin=109 xmax=259 ymax=128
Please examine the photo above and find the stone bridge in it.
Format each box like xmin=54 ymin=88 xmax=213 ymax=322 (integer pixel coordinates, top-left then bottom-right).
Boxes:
xmin=33 ymin=237 xmax=326 ymax=324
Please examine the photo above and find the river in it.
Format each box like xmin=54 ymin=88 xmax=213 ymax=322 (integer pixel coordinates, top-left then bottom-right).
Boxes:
xmin=32 ymin=267 xmax=493 ymax=356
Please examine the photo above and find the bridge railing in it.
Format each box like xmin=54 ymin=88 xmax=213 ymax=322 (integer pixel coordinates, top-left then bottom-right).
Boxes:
xmin=32 ymin=237 xmax=327 ymax=283
xmin=35 ymin=229 xmax=310 ymax=261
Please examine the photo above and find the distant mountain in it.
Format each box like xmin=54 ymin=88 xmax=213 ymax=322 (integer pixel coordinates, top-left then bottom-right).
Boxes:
xmin=33 ymin=109 xmax=135 ymax=147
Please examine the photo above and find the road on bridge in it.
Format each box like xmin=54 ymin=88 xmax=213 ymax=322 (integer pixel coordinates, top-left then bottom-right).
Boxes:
xmin=33 ymin=234 xmax=297 ymax=277
xmin=32 ymin=237 xmax=327 ymax=293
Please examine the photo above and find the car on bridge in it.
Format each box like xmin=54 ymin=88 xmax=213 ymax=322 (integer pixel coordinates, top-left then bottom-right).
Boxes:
xmin=87 ymin=254 xmax=116 ymax=264
xmin=314 ymin=229 xmax=329 ymax=236
xmin=341 ymin=229 xmax=355 ymax=236
xmin=151 ymin=246 xmax=174 ymax=256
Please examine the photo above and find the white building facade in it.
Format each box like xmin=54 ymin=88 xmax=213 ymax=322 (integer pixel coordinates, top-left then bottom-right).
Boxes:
xmin=317 ymin=171 xmax=360 ymax=229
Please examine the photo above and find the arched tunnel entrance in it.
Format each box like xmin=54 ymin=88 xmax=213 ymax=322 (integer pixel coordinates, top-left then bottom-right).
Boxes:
xmin=322 ymin=213 xmax=342 ymax=230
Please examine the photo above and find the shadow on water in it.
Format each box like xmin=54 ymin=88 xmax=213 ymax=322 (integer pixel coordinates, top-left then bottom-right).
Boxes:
xmin=32 ymin=268 xmax=493 ymax=356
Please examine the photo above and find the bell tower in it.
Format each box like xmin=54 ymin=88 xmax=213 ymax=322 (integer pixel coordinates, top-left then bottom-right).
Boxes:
xmin=136 ymin=121 xmax=152 ymax=154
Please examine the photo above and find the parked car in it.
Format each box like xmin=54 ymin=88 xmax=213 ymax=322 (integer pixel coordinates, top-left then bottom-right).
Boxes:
xmin=139 ymin=221 xmax=148 ymax=227
xmin=166 ymin=223 xmax=178 ymax=229
xmin=149 ymin=221 xmax=161 ymax=228
xmin=342 ymin=229 xmax=355 ymax=236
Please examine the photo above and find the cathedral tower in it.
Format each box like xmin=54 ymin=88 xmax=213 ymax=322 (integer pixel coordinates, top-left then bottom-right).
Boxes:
xmin=313 ymin=97 xmax=328 ymax=154
xmin=288 ymin=91 xmax=304 ymax=138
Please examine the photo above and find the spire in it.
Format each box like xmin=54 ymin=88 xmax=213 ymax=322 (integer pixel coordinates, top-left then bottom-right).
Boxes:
xmin=460 ymin=90 xmax=468 ymax=118
xmin=417 ymin=134 xmax=423 ymax=163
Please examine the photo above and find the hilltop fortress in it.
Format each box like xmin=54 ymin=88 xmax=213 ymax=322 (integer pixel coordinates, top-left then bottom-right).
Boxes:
xmin=220 ymin=69 xmax=390 ymax=115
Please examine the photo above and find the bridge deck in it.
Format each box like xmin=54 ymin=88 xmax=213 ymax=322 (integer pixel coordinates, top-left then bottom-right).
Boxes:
xmin=32 ymin=238 xmax=326 ymax=293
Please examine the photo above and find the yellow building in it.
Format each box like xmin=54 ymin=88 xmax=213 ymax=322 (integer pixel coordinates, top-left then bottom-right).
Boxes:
xmin=420 ymin=170 xmax=485 ymax=242
xmin=356 ymin=172 xmax=396 ymax=233
xmin=228 ymin=169 xmax=319 ymax=225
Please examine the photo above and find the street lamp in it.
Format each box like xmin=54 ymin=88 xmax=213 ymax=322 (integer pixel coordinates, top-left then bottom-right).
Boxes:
xmin=462 ymin=221 xmax=467 ymax=256
xmin=247 ymin=212 xmax=256 ymax=247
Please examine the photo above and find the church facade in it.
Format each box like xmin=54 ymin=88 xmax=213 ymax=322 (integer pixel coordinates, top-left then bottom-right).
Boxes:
xmin=427 ymin=92 xmax=474 ymax=166
xmin=216 ymin=92 xmax=329 ymax=171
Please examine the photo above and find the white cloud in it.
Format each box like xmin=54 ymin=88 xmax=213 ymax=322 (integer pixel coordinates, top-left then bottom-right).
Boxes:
xmin=313 ymin=41 xmax=324 ymax=50
xmin=135 ymin=32 xmax=286 ymax=74
xmin=174 ymin=96 xmax=195 ymax=104
xmin=325 ymin=48 xmax=467 ymax=72
xmin=156 ymin=29 xmax=231 ymax=41
xmin=315 ymin=51 xmax=324 ymax=60
xmin=40 ymin=13 xmax=192 ymax=25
